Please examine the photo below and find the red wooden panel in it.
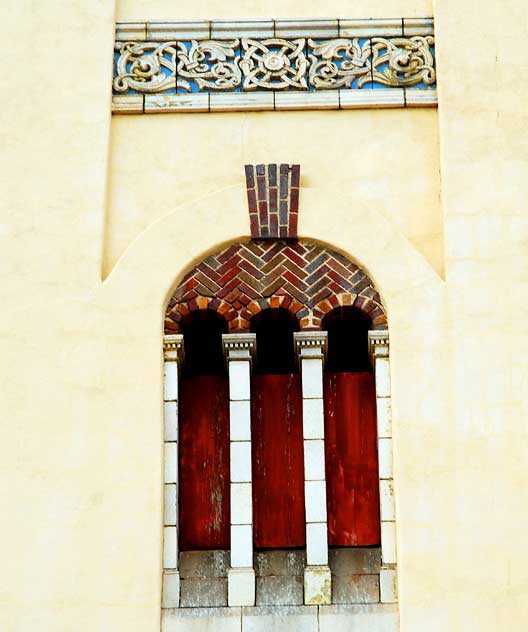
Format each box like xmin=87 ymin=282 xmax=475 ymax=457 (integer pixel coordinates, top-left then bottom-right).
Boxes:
xmin=179 ymin=375 xmax=230 ymax=551
xmin=252 ymin=374 xmax=305 ymax=548
xmin=324 ymin=372 xmax=380 ymax=546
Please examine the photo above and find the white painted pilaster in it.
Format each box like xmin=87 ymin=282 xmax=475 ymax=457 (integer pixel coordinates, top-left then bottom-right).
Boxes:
xmin=162 ymin=334 xmax=184 ymax=607
xmin=294 ymin=331 xmax=331 ymax=606
xmin=222 ymin=333 xmax=257 ymax=607
xmin=369 ymin=330 xmax=398 ymax=602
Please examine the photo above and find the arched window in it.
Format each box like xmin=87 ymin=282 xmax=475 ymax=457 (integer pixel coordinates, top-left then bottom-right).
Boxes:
xmin=323 ymin=307 xmax=381 ymax=547
xmin=162 ymin=240 xmax=396 ymax=614
xmin=179 ymin=310 xmax=230 ymax=551
xmin=250 ymin=309 xmax=305 ymax=549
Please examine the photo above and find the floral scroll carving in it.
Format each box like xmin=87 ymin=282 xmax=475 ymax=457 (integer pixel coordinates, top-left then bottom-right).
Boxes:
xmin=176 ymin=40 xmax=242 ymax=91
xmin=371 ymin=36 xmax=436 ymax=87
xmin=113 ymin=35 xmax=436 ymax=94
xmin=240 ymin=39 xmax=308 ymax=90
xmin=308 ymin=38 xmax=372 ymax=89
xmin=113 ymin=42 xmax=178 ymax=93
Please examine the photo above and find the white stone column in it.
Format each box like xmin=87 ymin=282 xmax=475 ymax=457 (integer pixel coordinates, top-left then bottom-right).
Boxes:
xmin=162 ymin=334 xmax=184 ymax=608
xmin=294 ymin=331 xmax=331 ymax=606
xmin=368 ymin=330 xmax=398 ymax=604
xmin=222 ymin=333 xmax=257 ymax=607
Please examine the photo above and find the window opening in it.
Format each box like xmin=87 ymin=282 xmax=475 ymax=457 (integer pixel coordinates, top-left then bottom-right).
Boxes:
xmin=182 ymin=308 xmax=227 ymax=376
xmin=322 ymin=306 xmax=381 ymax=602
xmin=324 ymin=306 xmax=372 ymax=372
xmin=248 ymin=309 xmax=306 ymax=604
xmin=251 ymin=307 xmax=299 ymax=374
xmin=179 ymin=310 xmax=230 ymax=553
xmin=250 ymin=309 xmax=305 ymax=555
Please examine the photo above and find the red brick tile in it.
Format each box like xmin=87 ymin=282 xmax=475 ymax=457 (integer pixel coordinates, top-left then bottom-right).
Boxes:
xmin=290 ymin=164 xmax=300 ymax=188
xmin=237 ymin=282 xmax=261 ymax=300
xmin=281 ymin=247 xmax=306 ymax=269
xmin=290 ymin=187 xmax=299 ymax=213
xmin=270 ymin=213 xmax=278 ymax=237
xmin=249 ymin=212 xmax=259 ymax=237
xmin=290 ymin=300 xmax=304 ymax=314
xmin=245 ymin=164 xmax=255 ymax=188
xmin=288 ymin=215 xmax=297 ymax=239
xmin=281 ymin=296 xmax=292 ymax=309
xmin=248 ymin=301 xmax=261 ymax=315
xmin=283 ymin=270 xmax=308 ymax=291
xmin=218 ymin=267 xmax=241 ymax=287
xmin=257 ymin=174 xmax=267 ymax=201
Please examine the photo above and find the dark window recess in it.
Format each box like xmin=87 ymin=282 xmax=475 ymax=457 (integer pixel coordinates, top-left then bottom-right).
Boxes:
xmin=322 ymin=306 xmax=372 ymax=373
xmin=179 ymin=310 xmax=230 ymax=551
xmin=251 ymin=308 xmax=299 ymax=374
xmin=250 ymin=308 xmax=305 ymax=548
xmin=181 ymin=309 xmax=227 ymax=376
xmin=323 ymin=306 xmax=380 ymax=547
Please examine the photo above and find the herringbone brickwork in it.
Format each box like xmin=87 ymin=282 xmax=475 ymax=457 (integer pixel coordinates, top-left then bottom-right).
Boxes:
xmin=165 ymin=240 xmax=387 ymax=333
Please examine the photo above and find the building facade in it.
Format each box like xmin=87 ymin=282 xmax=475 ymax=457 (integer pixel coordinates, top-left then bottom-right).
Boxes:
xmin=2 ymin=0 xmax=528 ymax=631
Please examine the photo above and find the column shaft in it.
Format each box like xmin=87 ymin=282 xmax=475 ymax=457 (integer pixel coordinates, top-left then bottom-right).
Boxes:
xmin=294 ymin=331 xmax=331 ymax=606
xmin=369 ymin=331 xmax=398 ymax=604
xmin=162 ymin=335 xmax=184 ymax=608
xmin=223 ymin=334 xmax=257 ymax=607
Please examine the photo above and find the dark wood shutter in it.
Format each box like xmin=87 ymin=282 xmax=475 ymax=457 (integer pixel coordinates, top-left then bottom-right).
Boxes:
xmin=324 ymin=371 xmax=380 ymax=546
xmin=179 ymin=375 xmax=230 ymax=551
xmin=252 ymin=374 xmax=305 ymax=548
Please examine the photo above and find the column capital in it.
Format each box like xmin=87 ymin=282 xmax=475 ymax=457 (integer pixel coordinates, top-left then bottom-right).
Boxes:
xmin=368 ymin=330 xmax=389 ymax=359
xmin=222 ymin=333 xmax=256 ymax=362
xmin=163 ymin=334 xmax=184 ymax=363
xmin=294 ymin=331 xmax=327 ymax=361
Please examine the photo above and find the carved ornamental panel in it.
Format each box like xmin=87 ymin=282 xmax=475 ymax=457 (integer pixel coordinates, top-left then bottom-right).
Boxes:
xmin=112 ymin=19 xmax=437 ymax=113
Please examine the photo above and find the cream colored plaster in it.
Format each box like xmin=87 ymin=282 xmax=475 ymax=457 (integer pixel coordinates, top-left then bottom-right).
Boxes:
xmin=0 ymin=1 xmax=115 ymax=307
xmin=419 ymin=0 xmax=528 ymax=630
xmin=116 ymin=0 xmax=432 ymax=20
xmin=106 ymin=109 xmax=443 ymax=277
xmin=3 ymin=1 xmax=528 ymax=631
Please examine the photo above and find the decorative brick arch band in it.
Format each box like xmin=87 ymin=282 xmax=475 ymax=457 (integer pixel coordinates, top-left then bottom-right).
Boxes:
xmin=165 ymin=240 xmax=387 ymax=334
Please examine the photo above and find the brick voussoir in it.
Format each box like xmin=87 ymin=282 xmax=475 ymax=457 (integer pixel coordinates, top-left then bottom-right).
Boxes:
xmin=165 ymin=240 xmax=386 ymax=333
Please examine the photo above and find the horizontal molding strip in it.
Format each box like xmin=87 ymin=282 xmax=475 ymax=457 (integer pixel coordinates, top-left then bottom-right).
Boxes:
xmin=113 ymin=18 xmax=437 ymax=114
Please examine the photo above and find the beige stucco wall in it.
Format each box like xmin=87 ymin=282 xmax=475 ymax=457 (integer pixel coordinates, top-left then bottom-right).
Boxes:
xmin=105 ymin=110 xmax=443 ymax=278
xmin=1 ymin=1 xmax=528 ymax=632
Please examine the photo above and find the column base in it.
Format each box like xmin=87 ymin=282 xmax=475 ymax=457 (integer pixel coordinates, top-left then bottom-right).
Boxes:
xmin=304 ymin=565 xmax=331 ymax=605
xmin=380 ymin=566 xmax=398 ymax=603
xmin=228 ymin=567 xmax=255 ymax=606
xmin=162 ymin=570 xmax=180 ymax=608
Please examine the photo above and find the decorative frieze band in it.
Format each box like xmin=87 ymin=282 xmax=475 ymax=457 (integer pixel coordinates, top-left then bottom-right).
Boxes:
xmin=113 ymin=18 xmax=436 ymax=113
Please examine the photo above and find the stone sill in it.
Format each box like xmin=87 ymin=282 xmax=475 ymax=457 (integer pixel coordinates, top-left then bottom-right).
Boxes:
xmin=162 ymin=603 xmax=398 ymax=631
xmin=113 ymin=89 xmax=437 ymax=115
xmin=116 ymin=18 xmax=433 ymax=40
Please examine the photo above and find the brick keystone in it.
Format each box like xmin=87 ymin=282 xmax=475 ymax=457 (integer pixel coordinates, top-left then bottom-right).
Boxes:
xmin=245 ymin=164 xmax=300 ymax=239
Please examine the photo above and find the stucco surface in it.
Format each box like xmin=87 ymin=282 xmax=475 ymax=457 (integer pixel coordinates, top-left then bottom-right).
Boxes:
xmin=105 ymin=110 xmax=443 ymax=279
xmin=116 ymin=0 xmax=433 ymax=20
xmin=1 ymin=0 xmax=528 ymax=631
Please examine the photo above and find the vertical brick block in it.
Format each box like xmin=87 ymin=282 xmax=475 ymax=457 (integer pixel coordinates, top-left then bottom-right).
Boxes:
xmin=244 ymin=164 xmax=300 ymax=239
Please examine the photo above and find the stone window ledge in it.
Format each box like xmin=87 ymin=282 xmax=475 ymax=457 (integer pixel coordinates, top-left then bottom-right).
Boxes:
xmin=162 ymin=603 xmax=398 ymax=631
